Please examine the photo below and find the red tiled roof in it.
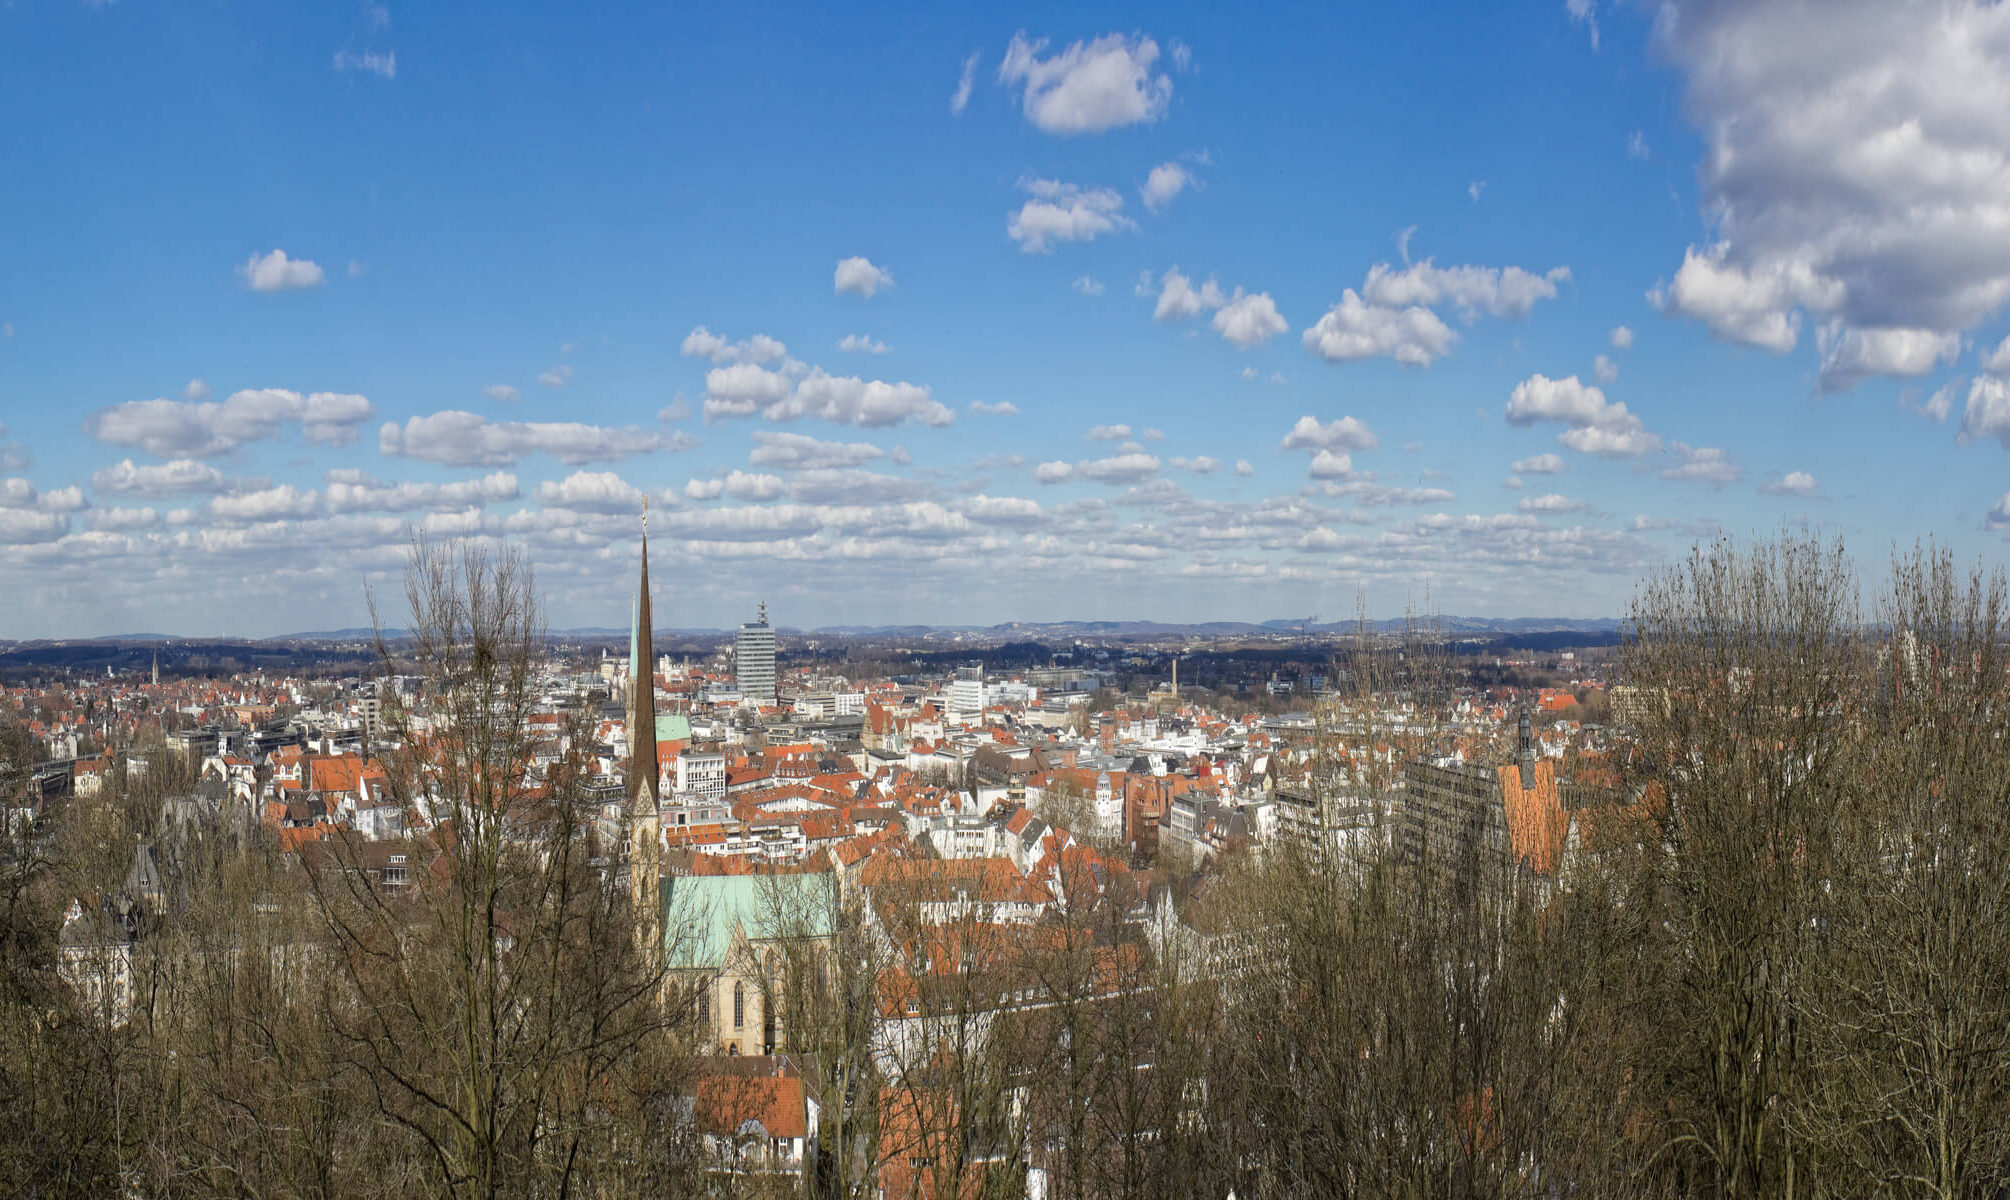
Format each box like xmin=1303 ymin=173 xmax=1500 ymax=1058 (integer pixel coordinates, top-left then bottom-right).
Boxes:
xmin=694 ymin=1074 xmax=807 ymax=1140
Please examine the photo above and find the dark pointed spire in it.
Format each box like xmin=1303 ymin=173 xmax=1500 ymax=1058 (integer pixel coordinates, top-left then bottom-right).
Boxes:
xmin=628 ymin=507 xmax=658 ymax=809
xmin=1517 ymin=703 xmax=1535 ymax=790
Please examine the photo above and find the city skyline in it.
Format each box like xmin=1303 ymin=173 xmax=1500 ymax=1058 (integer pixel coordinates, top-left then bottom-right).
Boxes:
xmin=5 ymin=0 xmax=2010 ymax=638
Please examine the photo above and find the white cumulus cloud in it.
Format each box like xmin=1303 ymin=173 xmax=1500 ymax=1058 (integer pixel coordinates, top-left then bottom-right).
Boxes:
xmin=323 ymin=469 xmax=520 ymax=513
xmin=703 ymin=363 xmax=794 ymax=419
xmin=1505 ymin=373 xmax=1613 ymax=425
xmin=1759 ymin=470 xmax=1819 ymax=497
xmin=238 ymin=249 xmax=325 ymax=293
xmin=211 ymin=484 xmax=320 ymax=522
xmin=770 ymin=369 xmax=955 ymax=428
xmin=682 ymin=326 xmax=789 ymax=364
xmin=1078 ymin=452 xmax=1160 ymax=482
xmin=87 ymin=389 xmax=374 ymax=457
xmin=1148 ymin=267 xmax=1286 ymax=348
xmin=834 ymin=257 xmax=894 ymax=298
xmin=997 ymin=31 xmax=1174 ymax=135
xmin=377 ymin=411 xmax=682 ymax=466
xmin=1307 ymin=449 xmax=1353 ymax=479
xmin=1960 ymin=375 xmax=2010 ymax=446
xmin=1302 ymin=290 xmax=1456 ymax=366
xmin=1032 ymin=453 xmax=1160 ymax=484
xmin=538 ymin=471 xmax=648 ymax=514
xmin=0 ymin=509 xmax=67 ymax=544
xmin=1151 ymin=267 xmax=1226 ymax=322
xmin=1660 ymin=443 xmax=1742 ymax=485
xmin=1213 ymin=291 xmax=1288 ymax=349
xmin=1816 ymin=325 xmax=1960 ymax=393
xmin=92 ymin=458 xmax=238 ymax=497
xmin=1141 ymin=161 xmax=1193 ymax=213
xmin=748 ymin=431 xmax=885 ymax=470
xmin=1506 ymin=372 xmax=1661 ymax=458
xmin=1280 ymin=415 xmax=1379 ymax=452
xmin=1650 ymin=0 xmax=2010 ymax=385
xmin=1361 ymin=259 xmax=1572 ymax=320
xmin=723 ymin=470 xmax=786 ymax=501
xmin=1008 ymin=178 xmax=1135 ymax=253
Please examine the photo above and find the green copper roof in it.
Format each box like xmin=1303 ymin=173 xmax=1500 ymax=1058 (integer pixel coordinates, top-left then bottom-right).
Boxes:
xmin=656 ymin=713 xmax=690 ymax=743
xmin=661 ymin=873 xmax=835 ymax=969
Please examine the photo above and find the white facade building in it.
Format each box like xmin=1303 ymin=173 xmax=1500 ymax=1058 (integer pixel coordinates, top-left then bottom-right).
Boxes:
xmin=948 ymin=666 xmax=985 ymax=723
xmin=736 ymin=602 xmax=777 ymax=705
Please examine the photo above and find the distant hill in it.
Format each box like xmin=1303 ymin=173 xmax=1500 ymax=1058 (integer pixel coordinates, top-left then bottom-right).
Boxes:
xmin=9 ymin=615 xmax=1623 ymax=649
xmin=784 ymin=616 xmax=1624 ymax=639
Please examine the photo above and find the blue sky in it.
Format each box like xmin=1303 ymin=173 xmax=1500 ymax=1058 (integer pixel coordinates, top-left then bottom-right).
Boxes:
xmin=2 ymin=0 xmax=2007 ymax=637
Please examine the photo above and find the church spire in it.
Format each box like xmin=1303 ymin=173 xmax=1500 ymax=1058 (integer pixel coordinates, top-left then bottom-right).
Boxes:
xmin=627 ymin=503 xmax=659 ymax=810
xmin=626 ymin=504 xmax=664 ymax=951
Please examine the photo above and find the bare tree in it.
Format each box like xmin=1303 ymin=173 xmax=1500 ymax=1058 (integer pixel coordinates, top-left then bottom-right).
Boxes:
xmin=1782 ymin=545 xmax=2010 ymax=1197
xmin=1619 ymin=531 xmax=1864 ymax=1198
xmin=308 ymin=534 xmax=694 ymax=1197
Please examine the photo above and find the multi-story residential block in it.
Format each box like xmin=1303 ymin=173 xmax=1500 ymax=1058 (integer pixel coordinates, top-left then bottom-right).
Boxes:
xmin=676 ymin=746 xmax=728 ymax=801
xmin=947 ymin=665 xmax=985 ymax=723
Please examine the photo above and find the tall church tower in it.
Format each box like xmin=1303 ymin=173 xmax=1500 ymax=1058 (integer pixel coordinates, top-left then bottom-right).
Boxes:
xmin=628 ymin=510 xmax=662 ymax=950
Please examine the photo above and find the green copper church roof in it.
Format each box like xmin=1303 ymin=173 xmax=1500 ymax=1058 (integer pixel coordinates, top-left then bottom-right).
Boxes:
xmin=661 ymin=873 xmax=834 ymax=970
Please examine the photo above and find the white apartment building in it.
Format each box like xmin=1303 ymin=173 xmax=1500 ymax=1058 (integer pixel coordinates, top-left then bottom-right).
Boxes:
xmin=948 ymin=666 xmax=985 ymax=723
xmin=676 ymin=747 xmax=728 ymax=802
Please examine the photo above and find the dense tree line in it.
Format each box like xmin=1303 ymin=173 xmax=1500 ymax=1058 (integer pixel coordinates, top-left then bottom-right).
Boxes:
xmin=3 ymin=533 xmax=2008 ymax=1197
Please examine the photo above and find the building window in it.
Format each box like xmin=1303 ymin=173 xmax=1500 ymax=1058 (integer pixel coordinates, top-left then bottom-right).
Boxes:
xmin=733 ymin=980 xmax=745 ymax=1029
xmin=763 ymin=954 xmax=779 ymax=1053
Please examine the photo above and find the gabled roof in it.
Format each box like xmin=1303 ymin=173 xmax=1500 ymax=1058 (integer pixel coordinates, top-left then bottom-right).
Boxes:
xmin=661 ymin=871 xmax=834 ymax=969
xmin=694 ymin=1073 xmax=807 ymax=1140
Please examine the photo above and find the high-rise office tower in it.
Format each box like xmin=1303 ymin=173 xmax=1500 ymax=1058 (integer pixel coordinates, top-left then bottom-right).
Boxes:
xmin=736 ymin=600 xmax=776 ymax=705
